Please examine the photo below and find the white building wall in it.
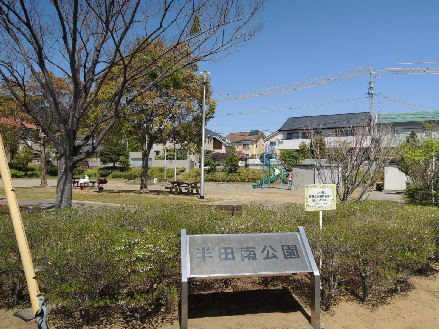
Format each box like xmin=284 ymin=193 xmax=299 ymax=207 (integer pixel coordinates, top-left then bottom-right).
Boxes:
xmin=384 ymin=163 xmax=407 ymax=191
xmin=277 ymin=138 xmax=309 ymax=150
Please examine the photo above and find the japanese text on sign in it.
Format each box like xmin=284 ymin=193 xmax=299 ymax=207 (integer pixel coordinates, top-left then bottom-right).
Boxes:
xmin=305 ymin=184 xmax=336 ymax=211
xmin=195 ymin=244 xmax=300 ymax=262
xmin=188 ymin=233 xmax=312 ymax=277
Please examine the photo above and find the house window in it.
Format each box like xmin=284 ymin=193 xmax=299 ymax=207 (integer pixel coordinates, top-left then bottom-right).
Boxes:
xmin=336 ymin=129 xmax=354 ymax=136
xmin=270 ymin=141 xmax=276 ymax=147
xmin=286 ymin=132 xmax=299 ymax=139
xmin=242 ymin=141 xmax=250 ymax=148
xmin=302 ymin=132 xmax=308 ymax=139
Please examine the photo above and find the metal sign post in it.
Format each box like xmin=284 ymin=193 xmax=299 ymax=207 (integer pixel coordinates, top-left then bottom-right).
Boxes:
xmin=180 ymin=227 xmax=320 ymax=329
xmin=305 ymin=184 xmax=337 ymax=269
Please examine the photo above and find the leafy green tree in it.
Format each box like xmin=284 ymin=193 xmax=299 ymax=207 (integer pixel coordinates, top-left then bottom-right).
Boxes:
xmin=11 ymin=146 xmax=34 ymax=170
xmin=205 ymin=155 xmax=217 ymax=174
xmin=298 ymin=142 xmax=309 ymax=160
xmin=99 ymin=143 xmax=129 ymax=169
xmin=96 ymin=42 xmax=216 ymax=192
xmin=280 ymin=149 xmax=303 ymax=169
xmin=223 ymin=147 xmax=240 ymax=174
xmin=0 ymin=0 xmax=266 ymax=208
xmin=398 ymin=138 xmax=439 ymax=205
xmin=1 ymin=73 xmax=69 ymax=187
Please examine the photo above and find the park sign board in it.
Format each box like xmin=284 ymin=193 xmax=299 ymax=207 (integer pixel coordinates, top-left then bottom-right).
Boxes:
xmin=188 ymin=232 xmax=312 ymax=277
xmin=305 ymin=184 xmax=337 ymax=211
xmin=180 ymin=227 xmax=321 ymax=329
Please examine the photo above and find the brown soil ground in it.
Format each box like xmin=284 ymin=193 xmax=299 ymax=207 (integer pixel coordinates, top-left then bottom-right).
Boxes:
xmin=3 ymin=179 xmax=436 ymax=329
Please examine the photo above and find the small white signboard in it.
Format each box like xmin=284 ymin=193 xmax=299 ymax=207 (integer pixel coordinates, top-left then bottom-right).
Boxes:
xmin=305 ymin=184 xmax=336 ymax=211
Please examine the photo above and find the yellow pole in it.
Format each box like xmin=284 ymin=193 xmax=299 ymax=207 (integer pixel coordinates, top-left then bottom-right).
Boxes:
xmin=0 ymin=135 xmax=40 ymax=316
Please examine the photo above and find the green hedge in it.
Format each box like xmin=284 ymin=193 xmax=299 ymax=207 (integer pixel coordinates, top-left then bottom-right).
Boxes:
xmin=1 ymin=202 xmax=438 ymax=325
xmin=404 ymin=184 xmax=439 ymax=206
xmin=83 ymin=167 xmax=186 ymax=180
xmin=181 ymin=168 xmax=269 ymax=182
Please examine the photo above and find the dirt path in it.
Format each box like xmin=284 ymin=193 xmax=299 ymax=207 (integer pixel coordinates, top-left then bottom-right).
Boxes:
xmin=3 ymin=273 xmax=436 ymax=329
xmin=1 ymin=178 xmax=403 ymax=205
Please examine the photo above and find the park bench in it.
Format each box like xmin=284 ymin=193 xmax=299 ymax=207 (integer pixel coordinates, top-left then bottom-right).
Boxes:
xmin=165 ymin=181 xmax=200 ymax=195
xmin=203 ymin=204 xmax=243 ymax=216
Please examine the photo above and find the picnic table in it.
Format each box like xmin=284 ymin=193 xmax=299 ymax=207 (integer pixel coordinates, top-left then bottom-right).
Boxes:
xmin=165 ymin=181 xmax=200 ymax=195
xmin=72 ymin=176 xmax=98 ymax=188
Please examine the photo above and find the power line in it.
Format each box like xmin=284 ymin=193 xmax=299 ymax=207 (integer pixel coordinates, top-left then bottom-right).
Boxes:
xmin=378 ymin=67 xmax=439 ymax=74
xmin=214 ymin=97 xmax=367 ymax=117
xmin=214 ymin=70 xmax=369 ymax=101
xmin=397 ymin=61 xmax=439 ymax=64
xmin=376 ymin=92 xmax=420 ymax=112
xmin=213 ymin=64 xmax=371 ymax=97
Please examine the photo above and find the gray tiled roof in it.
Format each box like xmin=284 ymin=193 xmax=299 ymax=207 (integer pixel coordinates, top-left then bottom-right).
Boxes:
xmin=205 ymin=128 xmax=236 ymax=147
xmin=279 ymin=112 xmax=371 ymax=131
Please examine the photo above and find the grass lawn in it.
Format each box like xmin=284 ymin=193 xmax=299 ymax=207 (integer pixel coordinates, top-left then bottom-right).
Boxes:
xmin=0 ymin=185 xmax=195 ymax=207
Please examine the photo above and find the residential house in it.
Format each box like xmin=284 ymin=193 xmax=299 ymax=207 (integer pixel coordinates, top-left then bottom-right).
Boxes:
xmin=267 ymin=112 xmax=372 ymax=151
xmin=205 ymin=128 xmax=236 ymax=154
xmin=377 ymin=109 xmax=439 ymax=144
xmin=0 ymin=117 xmax=43 ymax=164
xmin=377 ymin=110 xmax=439 ymax=190
xmin=225 ymin=130 xmax=266 ymax=156
xmin=128 ymin=129 xmax=235 ymax=171
xmin=0 ymin=117 xmax=41 ymax=151
xmin=263 ymin=130 xmax=283 ymax=154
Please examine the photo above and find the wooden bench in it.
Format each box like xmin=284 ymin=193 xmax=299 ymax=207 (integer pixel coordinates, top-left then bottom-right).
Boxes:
xmin=77 ymin=180 xmax=98 ymax=189
xmin=183 ymin=182 xmax=200 ymax=195
xmin=165 ymin=181 xmax=192 ymax=195
xmin=72 ymin=177 xmax=81 ymax=187
xmin=203 ymin=204 xmax=243 ymax=216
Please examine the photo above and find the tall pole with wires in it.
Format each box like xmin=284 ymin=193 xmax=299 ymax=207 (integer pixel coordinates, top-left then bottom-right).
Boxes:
xmin=368 ymin=67 xmax=374 ymax=120
xmin=199 ymin=71 xmax=211 ymax=200
xmin=367 ymin=66 xmax=377 ymax=134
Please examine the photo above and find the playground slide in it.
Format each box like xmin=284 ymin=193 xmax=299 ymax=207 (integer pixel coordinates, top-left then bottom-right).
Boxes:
xmin=252 ymin=153 xmax=298 ymax=189
xmin=272 ymin=154 xmax=298 ymax=189
xmin=252 ymin=153 xmax=281 ymax=188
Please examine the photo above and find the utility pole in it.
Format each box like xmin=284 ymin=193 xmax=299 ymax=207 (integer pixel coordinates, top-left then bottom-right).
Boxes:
xmin=368 ymin=66 xmax=379 ymax=133
xmin=368 ymin=67 xmax=374 ymax=119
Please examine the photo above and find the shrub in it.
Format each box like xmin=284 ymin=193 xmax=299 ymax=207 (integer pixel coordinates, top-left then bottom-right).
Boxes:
xmin=10 ymin=146 xmax=34 ymax=170
xmin=1 ymin=202 xmax=438 ymax=325
xmin=73 ymin=166 xmax=86 ymax=176
xmin=9 ymin=169 xmax=25 ymax=178
xmin=182 ymin=168 xmax=267 ymax=183
xmin=404 ymin=184 xmax=439 ymax=206
xmin=98 ymin=166 xmax=114 ymax=177
xmin=46 ymin=163 xmax=59 ymax=176
xmin=181 ymin=168 xmax=200 ymax=181
xmin=83 ymin=167 xmax=101 ymax=178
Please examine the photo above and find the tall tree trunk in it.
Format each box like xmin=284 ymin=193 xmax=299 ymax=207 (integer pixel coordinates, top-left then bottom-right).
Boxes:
xmin=140 ymin=138 xmax=154 ymax=192
xmin=55 ymin=155 xmax=74 ymax=208
xmin=39 ymin=141 xmax=48 ymax=187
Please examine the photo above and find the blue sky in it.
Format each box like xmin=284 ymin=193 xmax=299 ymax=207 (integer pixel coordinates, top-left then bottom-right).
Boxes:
xmin=199 ymin=0 xmax=439 ymax=137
